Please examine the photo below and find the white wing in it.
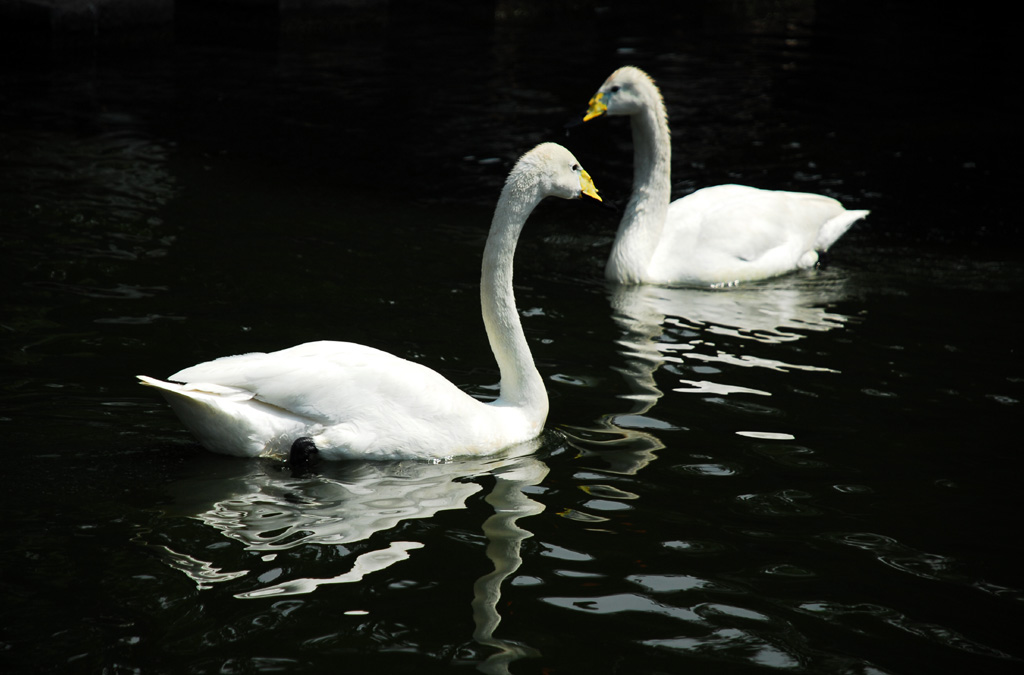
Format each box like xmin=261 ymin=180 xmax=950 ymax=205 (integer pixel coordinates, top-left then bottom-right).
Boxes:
xmin=652 ymin=185 xmax=866 ymax=284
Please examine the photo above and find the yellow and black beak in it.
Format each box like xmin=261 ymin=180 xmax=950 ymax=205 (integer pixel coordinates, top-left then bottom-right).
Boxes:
xmin=580 ymin=170 xmax=601 ymax=202
xmin=583 ymin=91 xmax=607 ymax=122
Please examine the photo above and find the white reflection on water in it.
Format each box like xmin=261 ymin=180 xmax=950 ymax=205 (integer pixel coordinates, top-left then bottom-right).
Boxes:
xmin=152 ymin=439 xmax=550 ymax=673
xmin=471 ymin=456 xmax=550 ymax=674
xmin=193 ymin=461 xmax=487 ymax=553
xmin=608 ymin=274 xmax=854 ymax=405
xmin=560 ymin=274 xmax=854 ymax=478
xmin=147 ymin=545 xmax=249 ymax=589
xmin=235 ymin=541 xmax=426 ymax=599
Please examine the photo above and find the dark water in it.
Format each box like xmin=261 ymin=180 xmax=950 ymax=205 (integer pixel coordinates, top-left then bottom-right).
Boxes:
xmin=2 ymin=3 xmax=1021 ymax=673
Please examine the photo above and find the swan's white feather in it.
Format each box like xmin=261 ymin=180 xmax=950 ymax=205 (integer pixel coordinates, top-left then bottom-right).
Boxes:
xmin=170 ymin=341 xmax=466 ymax=426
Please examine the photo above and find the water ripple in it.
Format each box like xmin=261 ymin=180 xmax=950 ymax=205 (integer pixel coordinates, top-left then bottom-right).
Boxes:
xmin=644 ymin=628 xmax=802 ymax=670
xmin=25 ymin=281 xmax=166 ymax=300
xmin=734 ymin=489 xmax=823 ymax=518
xmin=796 ymin=601 xmax=1017 ymax=660
xmin=822 ymin=532 xmax=967 ymax=583
xmin=234 ymin=541 xmax=425 ymax=599
xmin=628 ymin=573 xmax=719 ymax=593
xmin=673 ymin=462 xmax=741 ymax=477
xmin=542 ymin=592 xmax=701 ymax=623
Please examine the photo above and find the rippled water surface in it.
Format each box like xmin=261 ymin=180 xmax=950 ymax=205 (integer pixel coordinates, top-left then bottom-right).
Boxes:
xmin=2 ymin=3 xmax=1021 ymax=673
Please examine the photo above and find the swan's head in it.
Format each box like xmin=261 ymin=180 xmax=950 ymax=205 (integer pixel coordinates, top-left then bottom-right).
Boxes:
xmin=513 ymin=142 xmax=601 ymax=202
xmin=583 ymin=66 xmax=658 ymax=121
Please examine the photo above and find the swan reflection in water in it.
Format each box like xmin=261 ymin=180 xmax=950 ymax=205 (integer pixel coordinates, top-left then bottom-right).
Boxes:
xmin=560 ymin=273 xmax=855 ymax=475
xmin=609 ymin=273 xmax=855 ymax=406
xmin=151 ymin=438 xmax=550 ymax=673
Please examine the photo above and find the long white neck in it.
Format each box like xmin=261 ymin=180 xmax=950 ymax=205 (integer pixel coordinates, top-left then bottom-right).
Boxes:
xmin=480 ymin=173 xmax=548 ymax=420
xmin=606 ymin=85 xmax=672 ymax=284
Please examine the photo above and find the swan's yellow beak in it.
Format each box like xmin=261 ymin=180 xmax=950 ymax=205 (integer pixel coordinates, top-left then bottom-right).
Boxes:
xmin=583 ymin=92 xmax=607 ymax=122
xmin=580 ymin=170 xmax=601 ymax=202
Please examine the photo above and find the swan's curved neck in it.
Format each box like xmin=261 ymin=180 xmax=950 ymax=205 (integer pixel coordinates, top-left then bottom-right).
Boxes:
xmin=607 ymin=86 xmax=672 ymax=283
xmin=481 ymin=175 xmax=547 ymax=417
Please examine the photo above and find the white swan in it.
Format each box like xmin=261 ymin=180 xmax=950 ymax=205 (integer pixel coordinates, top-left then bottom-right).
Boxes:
xmin=583 ymin=66 xmax=868 ymax=286
xmin=139 ymin=143 xmax=601 ymax=461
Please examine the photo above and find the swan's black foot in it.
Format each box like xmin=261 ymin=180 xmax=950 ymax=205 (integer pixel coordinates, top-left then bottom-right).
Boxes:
xmin=289 ymin=436 xmax=320 ymax=467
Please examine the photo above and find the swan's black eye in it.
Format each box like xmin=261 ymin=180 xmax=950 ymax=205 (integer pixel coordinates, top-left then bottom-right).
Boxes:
xmin=571 ymin=163 xmax=581 ymax=172
xmin=610 ymin=85 xmax=621 ymax=93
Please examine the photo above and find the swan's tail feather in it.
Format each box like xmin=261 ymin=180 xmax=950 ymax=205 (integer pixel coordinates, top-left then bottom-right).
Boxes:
xmin=138 ymin=375 xmax=254 ymax=401
xmin=816 ymin=209 xmax=869 ymax=252
xmin=138 ymin=375 xmax=311 ymax=458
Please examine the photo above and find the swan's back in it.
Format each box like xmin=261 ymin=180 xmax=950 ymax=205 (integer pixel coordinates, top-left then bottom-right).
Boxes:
xmin=169 ymin=341 xmax=469 ymax=426
xmin=650 ymin=185 xmax=867 ymax=285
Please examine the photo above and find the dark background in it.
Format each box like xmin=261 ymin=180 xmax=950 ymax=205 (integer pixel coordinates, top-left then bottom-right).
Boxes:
xmin=1 ymin=2 xmax=1021 ymax=674
xmin=2 ymin=0 xmax=1019 ymax=250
